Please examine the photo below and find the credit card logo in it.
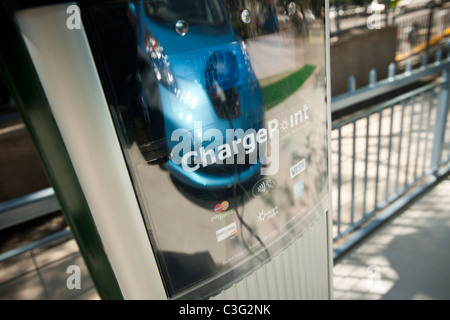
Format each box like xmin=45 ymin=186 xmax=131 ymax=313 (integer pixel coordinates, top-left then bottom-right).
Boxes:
xmin=216 ymin=222 xmax=237 ymax=242
xmin=294 ymin=180 xmax=305 ymax=199
xmin=214 ymin=201 xmax=230 ymax=213
xmin=290 ymin=159 xmax=306 ymax=179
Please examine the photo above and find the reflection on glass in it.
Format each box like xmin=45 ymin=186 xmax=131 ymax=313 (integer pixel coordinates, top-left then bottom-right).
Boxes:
xmin=82 ymin=0 xmax=327 ymax=299
xmin=143 ymin=0 xmax=227 ymax=26
xmin=133 ymin=0 xmax=265 ymax=192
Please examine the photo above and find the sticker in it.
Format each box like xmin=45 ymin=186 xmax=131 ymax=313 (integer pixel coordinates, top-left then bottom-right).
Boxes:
xmin=257 ymin=206 xmax=279 ymax=223
xmin=252 ymin=178 xmax=276 ymax=198
xmin=290 ymin=159 xmax=306 ymax=179
xmin=216 ymin=222 xmax=237 ymax=242
xmin=294 ymin=179 xmax=305 ymax=199
xmin=214 ymin=201 xmax=229 ymax=213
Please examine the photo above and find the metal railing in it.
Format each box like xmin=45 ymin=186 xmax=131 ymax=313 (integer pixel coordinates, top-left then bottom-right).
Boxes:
xmin=0 ymin=187 xmax=70 ymax=263
xmin=0 ymin=187 xmax=59 ymax=231
xmin=331 ymin=50 xmax=450 ymax=258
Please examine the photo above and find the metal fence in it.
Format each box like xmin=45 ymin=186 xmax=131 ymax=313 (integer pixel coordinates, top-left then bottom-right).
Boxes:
xmin=331 ymin=50 xmax=450 ymax=258
xmin=395 ymin=5 xmax=450 ymax=59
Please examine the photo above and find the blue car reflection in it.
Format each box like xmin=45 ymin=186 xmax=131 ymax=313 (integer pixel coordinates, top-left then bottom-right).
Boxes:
xmin=132 ymin=0 xmax=264 ymax=189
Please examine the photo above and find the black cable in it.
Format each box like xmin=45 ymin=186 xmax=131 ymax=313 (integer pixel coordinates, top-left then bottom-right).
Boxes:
xmin=232 ymin=159 xmax=271 ymax=262
xmin=226 ymin=113 xmax=270 ymax=262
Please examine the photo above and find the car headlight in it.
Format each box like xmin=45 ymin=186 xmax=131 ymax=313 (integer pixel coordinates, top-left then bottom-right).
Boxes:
xmin=144 ymin=31 xmax=178 ymax=94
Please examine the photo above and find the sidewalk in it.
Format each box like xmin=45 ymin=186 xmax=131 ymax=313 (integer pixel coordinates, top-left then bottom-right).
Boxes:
xmin=0 ymin=237 xmax=99 ymax=300
xmin=0 ymin=175 xmax=448 ymax=300
xmin=333 ymin=174 xmax=450 ymax=300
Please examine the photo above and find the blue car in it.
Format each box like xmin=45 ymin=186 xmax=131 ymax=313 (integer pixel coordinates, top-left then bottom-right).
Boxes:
xmin=131 ymin=0 xmax=265 ymax=189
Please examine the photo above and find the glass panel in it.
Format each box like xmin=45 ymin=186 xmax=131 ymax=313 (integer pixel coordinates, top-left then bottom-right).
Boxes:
xmin=81 ymin=0 xmax=328 ymax=299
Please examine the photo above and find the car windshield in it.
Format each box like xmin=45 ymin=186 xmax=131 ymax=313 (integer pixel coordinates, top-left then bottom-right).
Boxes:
xmin=144 ymin=0 xmax=227 ymax=26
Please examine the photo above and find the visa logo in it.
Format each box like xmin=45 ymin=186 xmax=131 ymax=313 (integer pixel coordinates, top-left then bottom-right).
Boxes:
xmin=290 ymin=159 xmax=306 ymax=179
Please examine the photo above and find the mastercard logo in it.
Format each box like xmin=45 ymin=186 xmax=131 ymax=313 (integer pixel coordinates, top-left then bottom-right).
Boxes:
xmin=214 ymin=201 xmax=229 ymax=213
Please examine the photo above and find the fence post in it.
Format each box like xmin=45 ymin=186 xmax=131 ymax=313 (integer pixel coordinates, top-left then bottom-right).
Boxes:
xmin=405 ymin=58 xmax=412 ymax=75
xmin=430 ymin=66 xmax=450 ymax=173
xmin=435 ymin=49 xmax=442 ymax=65
xmin=348 ymin=75 xmax=356 ymax=92
xmin=388 ymin=62 xmax=395 ymax=81
xmin=384 ymin=0 xmax=390 ymax=25
xmin=425 ymin=6 xmax=434 ymax=56
xmin=369 ymin=69 xmax=377 ymax=87
xmin=335 ymin=0 xmax=341 ymax=37
xmin=421 ymin=54 xmax=428 ymax=69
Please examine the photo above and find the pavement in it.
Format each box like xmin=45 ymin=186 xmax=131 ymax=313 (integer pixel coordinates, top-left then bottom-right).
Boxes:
xmin=0 ymin=236 xmax=100 ymax=300
xmin=0 ymin=173 xmax=448 ymax=300
xmin=333 ymin=173 xmax=450 ymax=300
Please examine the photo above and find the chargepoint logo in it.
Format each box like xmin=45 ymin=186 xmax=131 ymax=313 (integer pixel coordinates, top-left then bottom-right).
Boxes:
xmin=170 ymin=121 xmax=280 ymax=175
xmin=169 ymin=105 xmax=310 ymax=175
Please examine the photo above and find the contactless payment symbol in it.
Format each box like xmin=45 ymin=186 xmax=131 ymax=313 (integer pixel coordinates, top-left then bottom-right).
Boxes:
xmin=214 ymin=201 xmax=229 ymax=213
xmin=252 ymin=178 xmax=276 ymax=198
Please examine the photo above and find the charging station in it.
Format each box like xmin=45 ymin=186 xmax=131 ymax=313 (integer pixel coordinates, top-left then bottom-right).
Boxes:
xmin=1 ymin=0 xmax=334 ymax=300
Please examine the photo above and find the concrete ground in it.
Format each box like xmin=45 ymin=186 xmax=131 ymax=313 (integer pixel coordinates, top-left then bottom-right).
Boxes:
xmin=333 ymin=174 xmax=450 ymax=300
xmin=0 ymin=237 xmax=99 ymax=300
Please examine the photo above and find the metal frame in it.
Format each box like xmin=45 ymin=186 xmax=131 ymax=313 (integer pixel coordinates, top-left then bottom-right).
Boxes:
xmin=332 ymin=51 xmax=450 ymax=259
xmin=0 ymin=3 xmax=123 ymax=299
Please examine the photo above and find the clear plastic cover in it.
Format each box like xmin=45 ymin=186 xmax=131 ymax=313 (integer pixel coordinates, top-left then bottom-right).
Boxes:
xmin=82 ymin=0 xmax=328 ymax=299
